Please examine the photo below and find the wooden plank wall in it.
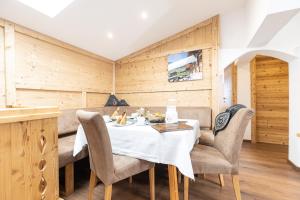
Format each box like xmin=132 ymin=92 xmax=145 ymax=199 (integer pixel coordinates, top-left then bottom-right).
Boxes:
xmin=0 ymin=23 xmax=5 ymax=107
xmin=115 ymin=16 xmax=219 ymax=113
xmin=0 ymin=19 xmax=114 ymax=110
xmin=254 ymin=55 xmax=289 ymax=145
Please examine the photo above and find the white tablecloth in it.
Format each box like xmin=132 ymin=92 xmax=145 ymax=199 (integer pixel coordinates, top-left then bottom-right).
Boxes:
xmin=73 ymin=120 xmax=200 ymax=179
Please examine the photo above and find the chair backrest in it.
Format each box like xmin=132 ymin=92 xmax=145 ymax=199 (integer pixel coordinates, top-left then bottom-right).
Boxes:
xmin=214 ymin=108 xmax=254 ymax=164
xmin=76 ymin=110 xmax=114 ymax=185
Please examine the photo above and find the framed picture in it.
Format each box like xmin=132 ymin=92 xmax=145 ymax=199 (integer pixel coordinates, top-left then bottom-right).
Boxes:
xmin=167 ymin=50 xmax=203 ymax=82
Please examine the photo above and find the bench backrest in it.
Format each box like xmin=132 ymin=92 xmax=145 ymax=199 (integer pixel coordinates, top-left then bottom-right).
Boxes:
xmin=58 ymin=106 xmax=212 ymax=136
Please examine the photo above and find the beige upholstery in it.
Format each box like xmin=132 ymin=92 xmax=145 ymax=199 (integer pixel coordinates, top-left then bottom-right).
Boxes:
xmin=191 ymin=108 xmax=254 ymax=175
xmin=191 ymin=144 xmax=233 ymax=174
xmin=58 ymin=106 xmax=212 ymax=137
xmin=198 ymin=129 xmax=214 ymax=146
xmin=76 ymin=110 xmax=155 ymax=185
xmin=58 ymin=134 xmax=89 ymax=168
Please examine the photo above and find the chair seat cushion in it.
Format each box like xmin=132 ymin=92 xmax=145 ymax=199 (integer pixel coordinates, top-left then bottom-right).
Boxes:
xmin=191 ymin=144 xmax=233 ymax=174
xmin=199 ymin=130 xmax=214 ymax=146
xmin=112 ymin=154 xmax=154 ymax=184
xmin=58 ymin=134 xmax=89 ymax=168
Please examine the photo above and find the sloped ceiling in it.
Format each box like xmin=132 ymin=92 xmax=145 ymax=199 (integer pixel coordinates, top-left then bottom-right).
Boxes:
xmin=0 ymin=0 xmax=244 ymax=60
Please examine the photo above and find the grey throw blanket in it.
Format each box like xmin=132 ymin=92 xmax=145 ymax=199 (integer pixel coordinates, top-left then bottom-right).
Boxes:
xmin=213 ymin=104 xmax=246 ymax=136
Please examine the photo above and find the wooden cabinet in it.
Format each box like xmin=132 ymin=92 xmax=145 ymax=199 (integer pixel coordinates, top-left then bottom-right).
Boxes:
xmin=0 ymin=107 xmax=60 ymax=200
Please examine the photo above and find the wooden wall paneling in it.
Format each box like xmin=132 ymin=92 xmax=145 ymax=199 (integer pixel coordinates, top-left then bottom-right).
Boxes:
xmin=116 ymin=49 xmax=212 ymax=93
xmin=210 ymin=15 xmax=220 ymax=119
xmin=254 ymin=56 xmax=289 ymax=145
xmin=4 ymin=21 xmax=16 ymax=106
xmin=232 ymin=63 xmax=238 ymax=104
xmin=117 ymin=17 xmax=214 ymax=64
xmin=113 ymin=63 xmax=116 ymax=94
xmin=223 ymin=64 xmax=233 ymax=107
xmin=15 ymin=32 xmax=113 ymax=93
xmin=0 ymin=18 xmax=4 ymax=27
xmin=16 ymin=89 xmax=83 ymax=109
xmin=117 ymin=90 xmax=211 ymax=107
xmin=0 ymin=26 xmax=5 ymax=107
xmin=250 ymin=58 xmax=257 ymax=143
xmin=81 ymin=91 xmax=87 ymax=107
xmin=115 ymin=15 xmax=219 ymax=109
xmin=86 ymin=92 xmax=109 ymax=108
xmin=14 ymin=24 xmax=113 ymax=64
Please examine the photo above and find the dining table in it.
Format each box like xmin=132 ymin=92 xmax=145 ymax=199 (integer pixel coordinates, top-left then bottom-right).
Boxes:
xmin=73 ymin=119 xmax=200 ymax=200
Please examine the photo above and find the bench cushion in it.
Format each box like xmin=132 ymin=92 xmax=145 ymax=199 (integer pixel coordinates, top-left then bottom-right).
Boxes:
xmin=58 ymin=134 xmax=89 ymax=168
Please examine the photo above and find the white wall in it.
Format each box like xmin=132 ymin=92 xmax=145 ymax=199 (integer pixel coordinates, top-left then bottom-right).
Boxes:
xmin=219 ymin=0 xmax=300 ymax=166
xmin=267 ymin=12 xmax=300 ymax=55
xmin=245 ymin=0 xmax=271 ymax=44
xmin=236 ymin=62 xmax=251 ymax=140
xmin=289 ymin=58 xmax=300 ymax=167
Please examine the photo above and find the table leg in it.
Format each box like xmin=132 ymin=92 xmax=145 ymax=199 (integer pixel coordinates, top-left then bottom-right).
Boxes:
xmin=168 ymin=165 xmax=179 ymax=200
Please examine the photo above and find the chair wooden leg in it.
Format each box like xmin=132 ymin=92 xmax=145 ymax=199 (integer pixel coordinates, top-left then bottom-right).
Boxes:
xmin=64 ymin=163 xmax=74 ymax=196
xmin=178 ymin=171 xmax=182 ymax=184
xmin=149 ymin=167 xmax=155 ymax=200
xmin=104 ymin=185 xmax=112 ymax=200
xmin=88 ymin=170 xmax=97 ymax=200
xmin=129 ymin=176 xmax=133 ymax=184
xmin=232 ymin=175 xmax=242 ymax=200
xmin=184 ymin=176 xmax=189 ymax=200
xmin=218 ymin=174 xmax=225 ymax=187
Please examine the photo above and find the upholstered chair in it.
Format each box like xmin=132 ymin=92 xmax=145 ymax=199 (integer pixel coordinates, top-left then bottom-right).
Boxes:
xmin=77 ymin=110 xmax=155 ymax=200
xmin=184 ymin=108 xmax=254 ymax=200
xmin=198 ymin=129 xmax=225 ymax=186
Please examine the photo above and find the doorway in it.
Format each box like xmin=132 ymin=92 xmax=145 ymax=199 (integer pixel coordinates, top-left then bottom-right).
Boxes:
xmin=251 ymin=55 xmax=289 ymax=145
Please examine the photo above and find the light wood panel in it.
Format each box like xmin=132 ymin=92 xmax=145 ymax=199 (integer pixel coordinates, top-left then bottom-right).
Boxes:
xmin=0 ymin=26 xmax=5 ymax=106
xmin=16 ymin=89 xmax=83 ymax=110
xmin=0 ymin=107 xmax=59 ymax=200
xmin=4 ymin=21 xmax=16 ymax=106
xmin=15 ymin=32 xmax=113 ymax=93
xmin=116 ymin=16 xmax=219 ymax=109
xmin=116 ymin=49 xmax=212 ymax=93
xmin=250 ymin=58 xmax=257 ymax=143
xmin=15 ymin=24 xmax=113 ymax=64
xmin=117 ymin=90 xmax=211 ymax=107
xmin=0 ymin=18 xmax=113 ymax=109
xmin=86 ymin=92 xmax=110 ymax=108
xmin=254 ymin=56 xmax=289 ymax=145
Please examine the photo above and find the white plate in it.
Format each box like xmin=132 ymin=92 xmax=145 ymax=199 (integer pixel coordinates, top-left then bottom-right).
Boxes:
xmin=112 ymin=120 xmax=135 ymax=127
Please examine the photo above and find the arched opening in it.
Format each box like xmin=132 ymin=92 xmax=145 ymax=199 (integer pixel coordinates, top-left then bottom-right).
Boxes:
xmin=223 ymin=50 xmax=295 ymax=148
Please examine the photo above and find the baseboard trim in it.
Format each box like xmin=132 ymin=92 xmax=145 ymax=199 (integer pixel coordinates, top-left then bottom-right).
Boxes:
xmin=288 ymin=159 xmax=300 ymax=171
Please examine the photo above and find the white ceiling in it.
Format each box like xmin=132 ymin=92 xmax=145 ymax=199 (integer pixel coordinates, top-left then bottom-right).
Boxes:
xmin=0 ymin=0 xmax=245 ymax=60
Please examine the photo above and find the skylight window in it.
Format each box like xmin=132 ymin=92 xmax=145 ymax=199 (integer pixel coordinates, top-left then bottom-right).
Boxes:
xmin=17 ymin=0 xmax=75 ymax=18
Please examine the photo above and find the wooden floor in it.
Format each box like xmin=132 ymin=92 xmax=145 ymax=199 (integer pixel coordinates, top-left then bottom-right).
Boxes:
xmin=62 ymin=142 xmax=300 ymax=200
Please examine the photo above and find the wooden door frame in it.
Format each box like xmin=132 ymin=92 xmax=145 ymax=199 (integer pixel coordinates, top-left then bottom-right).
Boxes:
xmin=232 ymin=62 xmax=237 ymax=105
xmin=250 ymin=58 xmax=257 ymax=143
xmin=223 ymin=62 xmax=237 ymax=107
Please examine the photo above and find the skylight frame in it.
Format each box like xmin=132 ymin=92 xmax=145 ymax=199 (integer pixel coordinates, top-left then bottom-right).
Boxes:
xmin=17 ymin=0 xmax=75 ymax=18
